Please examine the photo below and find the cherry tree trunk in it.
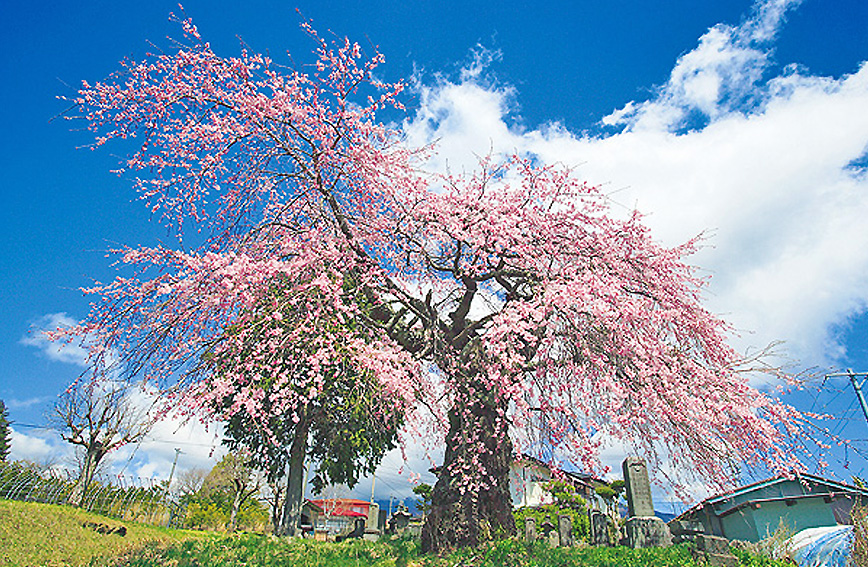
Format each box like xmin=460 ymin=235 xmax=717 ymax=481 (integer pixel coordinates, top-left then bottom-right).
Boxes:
xmin=420 ymin=377 xmax=516 ymax=553
xmin=279 ymin=419 xmax=310 ymax=537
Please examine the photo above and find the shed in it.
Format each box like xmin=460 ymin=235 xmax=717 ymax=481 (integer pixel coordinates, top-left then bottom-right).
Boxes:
xmin=674 ymin=473 xmax=868 ymax=542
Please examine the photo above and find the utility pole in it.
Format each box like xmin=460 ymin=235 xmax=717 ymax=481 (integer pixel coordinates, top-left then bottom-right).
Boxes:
xmin=166 ymin=448 xmax=182 ymax=493
xmin=164 ymin=448 xmax=182 ymax=528
xmin=826 ymin=369 xmax=868 ymax=424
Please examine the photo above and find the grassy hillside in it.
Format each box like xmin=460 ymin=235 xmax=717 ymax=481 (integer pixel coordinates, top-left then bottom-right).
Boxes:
xmin=0 ymin=499 xmax=201 ymax=567
xmin=0 ymin=500 xmax=791 ymax=567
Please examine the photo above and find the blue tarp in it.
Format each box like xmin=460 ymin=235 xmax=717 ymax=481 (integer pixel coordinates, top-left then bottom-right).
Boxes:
xmin=789 ymin=525 xmax=852 ymax=567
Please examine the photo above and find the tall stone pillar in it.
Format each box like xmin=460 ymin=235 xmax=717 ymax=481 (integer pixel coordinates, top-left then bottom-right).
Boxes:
xmin=621 ymin=457 xmax=671 ymax=548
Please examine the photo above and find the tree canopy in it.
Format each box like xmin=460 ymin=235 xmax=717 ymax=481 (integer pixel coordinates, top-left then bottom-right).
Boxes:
xmin=202 ymin=281 xmax=403 ymax=534
xmin=63 ymin=17 xmax=808 ymax=551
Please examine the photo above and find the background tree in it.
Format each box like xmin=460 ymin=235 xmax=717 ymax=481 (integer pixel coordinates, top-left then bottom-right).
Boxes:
xmin=0 ymin=400 xmax=11 ymax=462
xmin=176 ymin=467 xmax=209 ymax=501
xmin=200 ymin=452 xmax=261 ymax=532
xmin=65 ymin=18 xmax=810 ymax=551
xmin=595 ymin=479 xmax=626 ymax=524
xmin=181 ymin=454 xmax=268 ymax=532
xmin=413 ymin=483 xmax=433 ymax=519
xmin=200 ymin=283 xmax=405 ymax=536
xmin=52 ymin=379 xmax=155 ymax=506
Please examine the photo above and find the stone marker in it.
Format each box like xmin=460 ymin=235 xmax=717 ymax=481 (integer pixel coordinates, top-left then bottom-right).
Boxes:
xmin=668 ymin=519 xmax=704 ymax=543
xmin=692 ymin=534 xmax=738 ymax=567
xmin=524 ymin=517 xmax=536 ymax=542
xmin=548 ymin=528 xmax=560 ymax=548
xmin=622 ymin=457 xmax=655 ymax=518
xmin=558 ymin=515 xmax=572 ymax=547
xmin=541 ymin=515 xmax=557 ymax=546
xmin=589 ymin=510 xmax=611 ymax=546
xmin=621 ymin=457 xmax=672 ymax=549
xmin=624 ymin=517 xmax=672 ymax=548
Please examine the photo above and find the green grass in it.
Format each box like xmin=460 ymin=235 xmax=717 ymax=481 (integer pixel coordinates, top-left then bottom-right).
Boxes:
xmin=0 ymin=499 xmax=202 ymax=567
xmin=101 ymin=534 xmax=794 ymax=567
xmin=0 ymin=501 xmax=793 ymax=567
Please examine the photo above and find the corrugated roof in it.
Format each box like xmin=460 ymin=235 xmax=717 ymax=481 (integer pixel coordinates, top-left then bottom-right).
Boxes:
xmin=675 ymin=472 xmax=868 ymax=521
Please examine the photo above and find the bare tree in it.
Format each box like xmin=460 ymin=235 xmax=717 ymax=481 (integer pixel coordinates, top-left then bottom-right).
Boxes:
xmin=176 ymin=467 xmax=209 ymax=499
xmin=52 ymin=379 xmax=155 ymax=506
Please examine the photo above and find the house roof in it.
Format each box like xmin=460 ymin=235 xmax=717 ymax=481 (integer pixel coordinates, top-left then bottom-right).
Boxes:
xmin=306 ymin=498 xmax=372 ymax=517
xmin=676 ymin=472 xmax=868 ymax=521
xmin=513 ymin=453 xmax=606 ymax=487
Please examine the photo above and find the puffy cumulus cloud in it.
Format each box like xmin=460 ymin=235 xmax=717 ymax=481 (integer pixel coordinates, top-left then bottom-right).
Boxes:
xmin=20 ymin=312 xmax=89 ymax=367
xmin=9 ymin=427 xmax=71 ymax=466
xmin=606 ymin=0 xmax=803 ymax=130
xmin=402 ymin=0 xmax=868 ymax=369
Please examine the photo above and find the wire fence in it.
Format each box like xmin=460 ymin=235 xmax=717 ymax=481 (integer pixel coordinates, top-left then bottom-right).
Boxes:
xmin=0 ymin=460 xmax=185 ymax=526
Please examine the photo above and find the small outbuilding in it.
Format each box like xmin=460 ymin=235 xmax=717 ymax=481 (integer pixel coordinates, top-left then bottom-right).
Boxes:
xmin=674 ymin=473 xmax=868 ymax=542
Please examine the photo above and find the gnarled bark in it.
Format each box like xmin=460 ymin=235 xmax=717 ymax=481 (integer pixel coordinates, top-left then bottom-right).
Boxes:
xmin=421 ymin=375 xmax=515 ymax=553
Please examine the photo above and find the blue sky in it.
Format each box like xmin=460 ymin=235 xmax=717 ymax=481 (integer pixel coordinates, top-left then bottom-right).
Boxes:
xmin=1 ymin=0 xmax=868 ymax=504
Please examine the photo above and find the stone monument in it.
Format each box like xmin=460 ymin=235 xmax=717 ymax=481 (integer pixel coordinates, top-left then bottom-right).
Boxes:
xmin=589 ymin=509 xmax=611 ymax=546
xmin=621 ymin=457 xmax=672 ymax=548
xmin=558 ymin=515 xmax=573 ymax=547
xmin=541 ymin=514 xmax=558 ymax=546
xmin=623 ymin=457 xmax=655 ymax=517
xmin=692 ymin=534 xmax=738 ymax=567
xmin=524 ymin=517 xmax=536 ymax=542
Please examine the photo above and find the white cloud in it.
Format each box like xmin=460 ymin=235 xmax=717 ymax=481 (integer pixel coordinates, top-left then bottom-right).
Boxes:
xmin=105 ymin=385 xmax=226 ymax=482
xmin=9 ymin=427 xmax=71 ymax=466
xmin=5 ymin=396 xmax=51 ymax=410
xmin=402 ymin=0 xmax=868 ymax=370
xmin=20 ymin=312 xmax=89 ymax=366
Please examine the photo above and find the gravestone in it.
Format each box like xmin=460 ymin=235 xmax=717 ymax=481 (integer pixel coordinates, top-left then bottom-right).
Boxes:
xmin=624 ymin=517 xmax=672 ymax=548
xmin=622 ymin=457 xmax=654 ymax=518
xmin=524 ymin=517 xmax=537 ymax=542
xmin=692 ymin=534 xmax=738 ymax=567
xmin=558 ymin=515 xmax=573 ymax=547
xmin=541 ymin=515 xmax=557 ymax=546
xmin=336 ymin=517 xmax=367 ymax=542
xmin=366 ymin=502 xmax=380 ymax=531
xmin=668 ymin=519 xmax=704 ymax=543
xmin=621 ymin=457 xmax=672 ymax=549
xmin=589 ymin=510 xmax=611 ymax=546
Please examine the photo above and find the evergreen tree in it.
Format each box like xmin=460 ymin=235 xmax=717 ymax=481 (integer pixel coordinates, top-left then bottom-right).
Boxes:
xmin=0 ymin=400 xmax=11 ymax=462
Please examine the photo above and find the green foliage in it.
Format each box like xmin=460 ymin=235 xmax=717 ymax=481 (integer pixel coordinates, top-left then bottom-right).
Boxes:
xmin=110 ymin=534 xmax=402 ymax=567
xmin=544 ymin=479 xmax=587 ymax=509
xmin=514 ymin=504 xmax=590 ymax=543
xmin=513 ymin=479 xmax=590 ymax=543
xmin=0 ymin=400 xmax=11 ymax=462
xmin=214 ymin=282 xmax=404 ymax=497
xmin=182 ymin=493 xmax=268 ymax=532
xmin=412 ymin=482 xmax=433 ymax=516
xmin=180 ymin=454 xmax=269 ymax=532
xmin=25 ymin=528 xmax=790 ymax=567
